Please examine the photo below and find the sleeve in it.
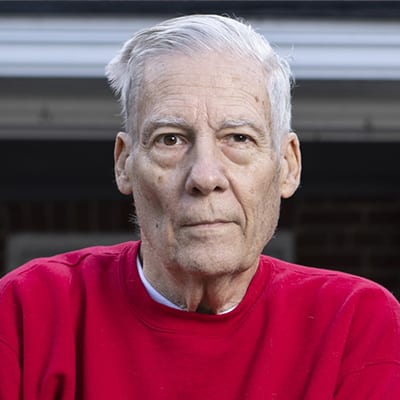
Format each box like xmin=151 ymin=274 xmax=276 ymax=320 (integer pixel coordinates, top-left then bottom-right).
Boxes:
xmin=334 ymin=284 xmax=400 ymax=399
xmin=0 ymin=337 xmax=21 ymax=399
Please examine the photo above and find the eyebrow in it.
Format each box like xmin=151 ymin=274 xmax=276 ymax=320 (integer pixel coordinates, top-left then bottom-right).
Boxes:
xmin=141 ymin=117 xmax=193 ymax=143
xmin=219 ymin=119 xmax=267 ymax=138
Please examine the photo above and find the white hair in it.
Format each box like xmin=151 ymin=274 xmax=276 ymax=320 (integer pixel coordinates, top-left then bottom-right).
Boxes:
xmin=106 ymin=14 xmax=294 ymax=146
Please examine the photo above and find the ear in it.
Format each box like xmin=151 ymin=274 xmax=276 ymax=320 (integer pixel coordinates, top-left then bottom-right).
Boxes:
xmin=114 ymin=131 xmax=133 ymax=195
xmin=279 ymin=132 xmax=302 ymax=199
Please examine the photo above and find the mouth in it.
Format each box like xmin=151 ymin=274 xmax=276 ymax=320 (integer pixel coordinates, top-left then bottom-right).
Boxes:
xmin=183 ymin=220 xmax=232 ymax=228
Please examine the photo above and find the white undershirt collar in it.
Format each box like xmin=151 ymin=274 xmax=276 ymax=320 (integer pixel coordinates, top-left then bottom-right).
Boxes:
xmin=137 ymin=255 xmax=182 ymax=310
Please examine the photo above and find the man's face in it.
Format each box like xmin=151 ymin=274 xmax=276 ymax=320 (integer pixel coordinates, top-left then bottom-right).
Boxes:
xmin=116 ymin=52 xmax=299 ymax=276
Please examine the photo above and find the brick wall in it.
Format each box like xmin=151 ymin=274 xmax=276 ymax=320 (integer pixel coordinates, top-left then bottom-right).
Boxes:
xmin=280 ymin=195 xmax=400 ymax=298
xmin=1 ymin=195 xmax=399 ymax=299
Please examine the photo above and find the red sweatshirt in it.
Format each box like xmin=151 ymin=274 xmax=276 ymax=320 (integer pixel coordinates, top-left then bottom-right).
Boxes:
xmin=1 ymin=241 xmax=399 ymax=399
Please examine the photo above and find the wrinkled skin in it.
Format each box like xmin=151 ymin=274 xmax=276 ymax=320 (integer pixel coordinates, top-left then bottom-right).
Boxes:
xmin=115 ymin=52 xmax=301 ymax=313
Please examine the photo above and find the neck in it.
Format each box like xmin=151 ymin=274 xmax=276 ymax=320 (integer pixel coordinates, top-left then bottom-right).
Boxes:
xmin=140 ymin=252 xmax=259 ymax=315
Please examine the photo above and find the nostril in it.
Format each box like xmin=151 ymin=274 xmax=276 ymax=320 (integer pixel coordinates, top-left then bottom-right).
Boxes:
xmin=191 ymin=186 xmax=203 ymax=196
xmin=188 ymin=183 xmax=226 ymax=196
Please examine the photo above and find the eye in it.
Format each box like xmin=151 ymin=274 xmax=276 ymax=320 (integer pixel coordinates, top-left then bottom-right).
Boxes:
xmin=156 ymin=134 xmax=184 ymax=146
xmin=225 ymin=133 xmax=254 ymax=144
xmin=231 ymin=134 xmax=250 ymax=143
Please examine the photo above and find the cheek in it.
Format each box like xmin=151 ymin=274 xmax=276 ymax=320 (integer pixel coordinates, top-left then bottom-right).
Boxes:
xmin=131 ymin=165 xmax=175 ymax=218
xmin=130 ymin=164 xmax=159 ymax=208
xmin=252 ymin=169 xmax=281 ymax=218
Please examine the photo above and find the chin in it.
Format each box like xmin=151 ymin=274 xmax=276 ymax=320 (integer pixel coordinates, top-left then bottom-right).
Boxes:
xmin=172 ymin=244 xmax=256 ymax=277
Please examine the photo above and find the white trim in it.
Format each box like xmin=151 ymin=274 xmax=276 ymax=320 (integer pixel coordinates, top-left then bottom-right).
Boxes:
xmin=1 ymin=17 xmax=400 ymax=79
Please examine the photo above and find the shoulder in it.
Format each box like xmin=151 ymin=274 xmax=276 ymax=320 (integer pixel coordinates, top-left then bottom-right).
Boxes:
xmin=260 ymin=255 xmax=400 ymax=319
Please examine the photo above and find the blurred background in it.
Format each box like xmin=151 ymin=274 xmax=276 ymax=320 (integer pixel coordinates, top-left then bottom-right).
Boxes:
xmin=1 ymin=1 xmax=400 ymax=298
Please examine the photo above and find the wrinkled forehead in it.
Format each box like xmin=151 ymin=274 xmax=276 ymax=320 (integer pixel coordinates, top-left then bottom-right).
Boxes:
xmin=139 ymin=51 xmax=269 ymax=112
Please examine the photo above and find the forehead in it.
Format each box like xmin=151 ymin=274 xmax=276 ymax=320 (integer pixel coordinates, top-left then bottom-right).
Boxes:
xmin=139 ymin=52 xmax=270 ymax=121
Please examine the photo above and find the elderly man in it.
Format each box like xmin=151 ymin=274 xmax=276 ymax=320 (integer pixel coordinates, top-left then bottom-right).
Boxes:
xmin=1 ymin=15 xmax=400 ymax=399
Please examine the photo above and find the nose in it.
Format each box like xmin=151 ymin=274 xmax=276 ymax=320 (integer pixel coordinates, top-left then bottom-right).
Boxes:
xmin=184 ymin=142 xmax=229 ymax=196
